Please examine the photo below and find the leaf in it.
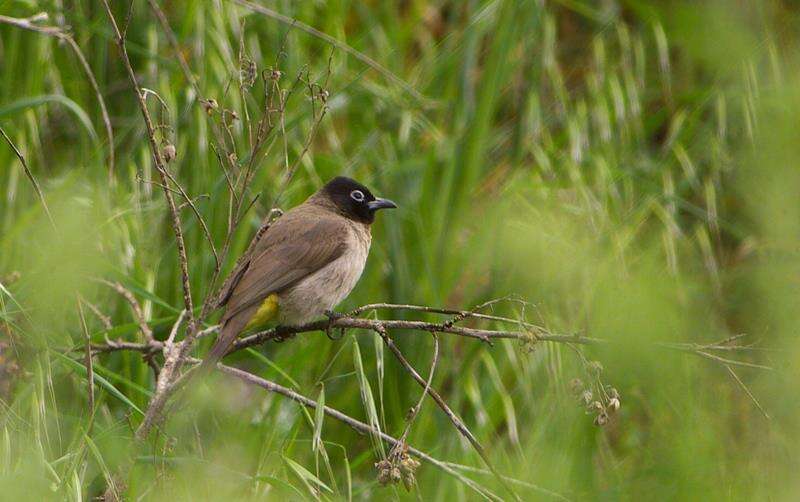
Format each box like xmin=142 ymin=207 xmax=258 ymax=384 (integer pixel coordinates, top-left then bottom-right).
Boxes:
xmin=312 ymin=384 xmax=325 ymax=455
xmin=283 ymin=455 xmax=333 ymax=495
xmin=352 ymin=337 xmax=384 ymax=456
xmin=84 ymin=434 xmax=115 ymax=493
xmin=251 ymin=475 xmax=307 ymax=499
xmin=0 ymin=95 xmax=98 ymax=141
xmin=51 ymin=351 xmax=143 ymax=415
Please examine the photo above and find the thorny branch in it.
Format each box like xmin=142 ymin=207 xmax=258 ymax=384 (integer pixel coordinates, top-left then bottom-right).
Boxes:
xmin=215 ymin=362 xmax=505 ymax=501
xmin=101 ymin=0 xmax=195 ymax=440
xmin=76 ymin=298 xmax=769 ymax=499
xmin=101 ymin=0 xmax=332 ymax=442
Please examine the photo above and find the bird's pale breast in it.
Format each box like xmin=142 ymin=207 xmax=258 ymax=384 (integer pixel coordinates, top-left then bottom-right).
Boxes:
xmin=277 ymin=222 xmax=371 ymax=326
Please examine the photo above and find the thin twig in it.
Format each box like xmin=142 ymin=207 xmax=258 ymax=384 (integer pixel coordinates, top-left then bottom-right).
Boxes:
xmin=725 ymin=365 xmax=770 ymax=420
xmin=234 ymin=316 xmax=594 ymax=352
xmin=231 ymin=0 xmax=429 ymax=106
xmin=101 ymin=0 xmax=195 ymax=440
xmin=78 ymin=295 xmax=113 ymax=331
xmin=215 ymin=363 xmax=501 ymax=501
xmin=99 ymin=280 xmax=153 ymax=343
xmin=397 ymin=333 xmax=439 ymax=445
xmin=374 ymin=325 xmax=522 ymax=502
xmin=350 ymin=302 xmax=548 ymax=333
xmin=0 ymin=126 xmax=56 ymax=229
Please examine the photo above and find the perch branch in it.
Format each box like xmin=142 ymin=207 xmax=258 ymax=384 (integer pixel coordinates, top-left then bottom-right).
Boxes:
xmin=375 ymin=325 xmax=521 ymax=501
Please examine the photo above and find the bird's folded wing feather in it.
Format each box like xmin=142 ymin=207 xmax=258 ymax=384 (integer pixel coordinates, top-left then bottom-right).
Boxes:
xmin=220 ymin=210 xmax=348 ymax=323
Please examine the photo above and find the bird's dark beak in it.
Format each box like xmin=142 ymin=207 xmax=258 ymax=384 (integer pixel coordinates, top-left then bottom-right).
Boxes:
xmin=368 ymin=198 xmax=397 ymax=211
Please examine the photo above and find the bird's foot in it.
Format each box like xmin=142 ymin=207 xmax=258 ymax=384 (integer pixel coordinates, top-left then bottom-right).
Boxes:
xmin=272 ymin=325 xmax=296 ymax=343
xmin=324 ymin=310 xmax=346 ymax=341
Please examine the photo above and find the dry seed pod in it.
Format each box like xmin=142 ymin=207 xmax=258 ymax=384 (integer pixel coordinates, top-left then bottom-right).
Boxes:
xmin=608 ymin=397 xmax=621 ymax=413
xmin=162 ymin=143 xmax=177 ymax=163
xmin=580 ymin=389 xmax=593 ymax=405
xmin=587 ymin=360 xmax=604 ymax=374
xmin=202 ymin=99 xmax=218 ymax=115
xmin=594 ymin=412 xmax=609 ymax=426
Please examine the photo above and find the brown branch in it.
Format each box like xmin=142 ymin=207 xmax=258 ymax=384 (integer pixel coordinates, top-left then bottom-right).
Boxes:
xmin=374 ymin=325 xmax=521 ymax=502
xmin=397 ymin=333 xmax=438 ymax=445
xmin=144 ymin=0 xmax=239 ymax=181
xmin=349 ymin=302 xmax=549 ymax=333
xmin=215 ymin=363 xmax=502 ymax=501
xmin=100 ymin=0 xmax=195 ymax=440
xmin=233 ymin=316 xmax=591 ymax=352
xmin=100 ymin=280 xmax=153 ymax=343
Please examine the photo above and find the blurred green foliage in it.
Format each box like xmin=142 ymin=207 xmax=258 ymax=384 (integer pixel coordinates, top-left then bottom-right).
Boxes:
xmin=1 ymin=0 xmax=798 ymax=500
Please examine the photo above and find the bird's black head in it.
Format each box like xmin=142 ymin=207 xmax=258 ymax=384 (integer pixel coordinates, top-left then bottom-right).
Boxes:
xmin=318 ymin=176 xmax=397 ymax=224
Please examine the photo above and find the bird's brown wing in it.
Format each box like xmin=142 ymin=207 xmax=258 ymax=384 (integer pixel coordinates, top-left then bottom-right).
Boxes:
xmin=220 ymin=208 xmax=349 ymax=324
xmin=202 ymin=207 xmax=348 ymax=370
xmin=215 ymin=215 xmax=280 ymax=309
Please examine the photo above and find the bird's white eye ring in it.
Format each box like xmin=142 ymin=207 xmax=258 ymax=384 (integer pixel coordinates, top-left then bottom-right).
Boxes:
xmin=350 ymin=190 xmax=365 ymax=202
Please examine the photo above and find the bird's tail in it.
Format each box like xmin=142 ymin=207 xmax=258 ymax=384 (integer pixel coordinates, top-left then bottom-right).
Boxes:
xmin=199 ymin=308 xmax=252 ymax=374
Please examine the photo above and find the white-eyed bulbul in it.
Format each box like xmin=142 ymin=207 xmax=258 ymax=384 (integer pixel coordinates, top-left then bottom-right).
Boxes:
xmin=202 ymin=176 xmax=396 ymax=368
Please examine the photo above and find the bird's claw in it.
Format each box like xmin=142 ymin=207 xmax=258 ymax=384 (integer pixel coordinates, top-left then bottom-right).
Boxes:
xmin=324 ymin=310 xmax=345 ymax=340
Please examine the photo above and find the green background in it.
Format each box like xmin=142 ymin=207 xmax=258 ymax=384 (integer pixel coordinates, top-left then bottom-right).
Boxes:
xmin=1 ymin=0 xmax=798 ymax=500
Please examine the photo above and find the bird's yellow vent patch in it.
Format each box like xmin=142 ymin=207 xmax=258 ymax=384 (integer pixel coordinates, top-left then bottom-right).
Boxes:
xmin=244 ymin=293 xmax=279 ymax=330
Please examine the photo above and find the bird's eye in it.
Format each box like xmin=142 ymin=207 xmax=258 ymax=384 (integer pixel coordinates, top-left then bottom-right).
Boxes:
xmin=350 ymin=190 xmax=365 ymax=202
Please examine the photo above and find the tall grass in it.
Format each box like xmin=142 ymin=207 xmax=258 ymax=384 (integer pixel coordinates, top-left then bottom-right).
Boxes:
xmin=1 ymin=1 xmax=799 ymax=500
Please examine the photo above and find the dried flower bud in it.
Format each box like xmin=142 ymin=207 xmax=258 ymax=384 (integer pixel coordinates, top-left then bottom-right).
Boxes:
xmin=319 ymin=89 xmax=329 ymax=102
xmin=271 ymin=69 xmax=282 ymax=80
xmin=391 ymin=467 xmax=402 ymax=482
xmin=375 ymin=459 xmax=392 ymax=485
xmin=588 ymin=401 xmax=604 ymax=413
xmin=202 ymin=99 xmax=218 ymax=115
xmin=594 ymin=412 xmax=609 ymax=426
xmin=607 ymin=397 xmax=621 ymax=413
xmin=402 ymin=473 xmax=415 ymax=491
xmin=580 ymin=389 xmax=593 ymax=405
xmin=2 ymin=271 xmax=21 ymax=284
xmin=587 ymin=361 xmax=603 ymax=374
xmin=162 ymin=143 xmax=177 ymax=163
xmin=400 ymin=455 xmax=420 ymax=474
xmin=240 ymin=59 xmax=257 ymax=88
xmin=569 ymin=378 xmax=583 ymax=395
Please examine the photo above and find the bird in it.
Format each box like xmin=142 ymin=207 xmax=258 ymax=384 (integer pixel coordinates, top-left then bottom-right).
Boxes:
xmin=201 ymin=176 xmax=397 ymax=370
